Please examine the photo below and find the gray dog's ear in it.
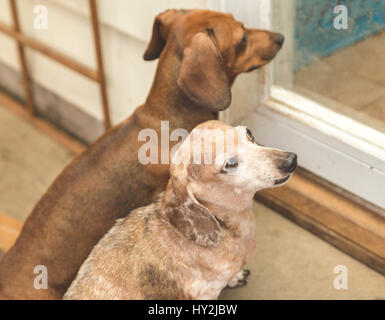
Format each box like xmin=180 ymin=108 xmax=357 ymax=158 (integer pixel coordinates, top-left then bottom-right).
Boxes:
xmin=177 ymin=32 xmax=231 ymax=111
xmin=143 ymin=9 xmax=184 ymax=61
xmin=162 ymin=177 xmax=221 ymax=247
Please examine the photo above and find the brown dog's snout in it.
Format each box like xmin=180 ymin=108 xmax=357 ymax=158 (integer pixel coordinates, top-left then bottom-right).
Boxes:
xmin=279 ymin=152 xmax=297 ymax=173
xmin=271 ymin=32 xmax=285 ymax=48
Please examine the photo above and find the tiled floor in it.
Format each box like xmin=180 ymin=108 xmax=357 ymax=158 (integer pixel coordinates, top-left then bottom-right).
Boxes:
xmin=294 ymin=32 xmax=385 ymax=134
xmin=0 ymin=102 xmax=385 ymax=299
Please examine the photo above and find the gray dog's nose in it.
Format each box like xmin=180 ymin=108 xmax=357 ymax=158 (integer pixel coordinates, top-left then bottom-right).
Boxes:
xmin=279 ymin=152 xmax=297 ymax=173
xmin=272 ymin=33 xmax=285 ymax=47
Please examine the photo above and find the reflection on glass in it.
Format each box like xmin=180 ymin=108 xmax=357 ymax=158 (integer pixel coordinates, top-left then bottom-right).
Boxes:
xmin=273 ymin=0 xmax=385 ymax=134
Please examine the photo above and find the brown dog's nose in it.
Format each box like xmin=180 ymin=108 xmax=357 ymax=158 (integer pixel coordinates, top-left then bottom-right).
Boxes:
xmin=279 ymin=152 xmax=297 ymax=173
xmin=271 ymin=33 xmax=285 ymax=47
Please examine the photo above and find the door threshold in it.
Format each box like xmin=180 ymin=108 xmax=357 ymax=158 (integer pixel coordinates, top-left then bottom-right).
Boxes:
xmin=255 ymin=168 xmax=385 ymax=276
xmin=0 ymin=212 xmax=22 ymax=252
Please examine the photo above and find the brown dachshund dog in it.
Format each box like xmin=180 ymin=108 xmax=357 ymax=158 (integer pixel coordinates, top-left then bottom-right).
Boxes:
xmin=0 ymin=9 xmax=283 ymax=299
xmin=63 ymin=121 xmax=297 ymax=300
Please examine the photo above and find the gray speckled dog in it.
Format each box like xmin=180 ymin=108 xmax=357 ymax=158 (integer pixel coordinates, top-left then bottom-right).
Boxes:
xmin=64 ymin=120 xmax=297 ymax=300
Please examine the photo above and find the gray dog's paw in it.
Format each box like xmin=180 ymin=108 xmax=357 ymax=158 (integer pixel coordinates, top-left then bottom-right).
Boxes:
xmin=227 ymin=269 xmax=251 ymax=288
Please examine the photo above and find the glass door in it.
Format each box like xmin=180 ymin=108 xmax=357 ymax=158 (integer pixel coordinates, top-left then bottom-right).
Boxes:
xmin=214 ymin=0 xmax=385 ymax=211
xmin=270 ymin=0 xmax=385 ymax=210
xmin=274 ymin=0 xmax=385 ymax=134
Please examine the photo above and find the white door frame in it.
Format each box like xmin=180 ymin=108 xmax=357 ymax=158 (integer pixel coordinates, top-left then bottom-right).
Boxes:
xmin=209 ymin=0 xmax=385 ymax=211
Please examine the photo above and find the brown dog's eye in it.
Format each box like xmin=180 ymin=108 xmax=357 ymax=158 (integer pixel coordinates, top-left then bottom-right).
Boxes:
xmin=246 ymin=128 xmax=256 ymax=143
xmin=241 ymin=33 xmax=247 ymax=45
xmin=221 ymin=157 xmax=239 ymax=173
xmin=237 ymin=32 xmax=248 ymax=50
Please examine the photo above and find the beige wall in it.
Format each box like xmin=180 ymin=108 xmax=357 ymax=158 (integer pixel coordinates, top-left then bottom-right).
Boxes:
xmin=0 ymin=0 xmax=271 ymax=128
xmin=0 ymin=0 xmax=207 ymax=125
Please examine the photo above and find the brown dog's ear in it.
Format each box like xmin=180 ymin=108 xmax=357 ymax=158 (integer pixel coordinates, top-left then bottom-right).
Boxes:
xmin=143 ymin=9 xmax=184 ymax=61
xmin=163 ymin=177 xmax=221 ymax=247
xmin=177 ymin=32 xmax=231 ymax=111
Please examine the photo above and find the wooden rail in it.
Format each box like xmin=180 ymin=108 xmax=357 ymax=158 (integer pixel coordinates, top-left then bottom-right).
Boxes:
xmin=0 ymin=213 xmax=22 ymax=252
xmin=8 ymin=0 xmax=34 ymax=115
xmin=0 ymin=0 xmax=111 ymax=130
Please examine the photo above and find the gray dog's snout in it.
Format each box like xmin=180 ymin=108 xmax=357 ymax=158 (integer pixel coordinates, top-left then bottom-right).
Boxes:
xmin=279 ymin=152 xmax=297 ymax=173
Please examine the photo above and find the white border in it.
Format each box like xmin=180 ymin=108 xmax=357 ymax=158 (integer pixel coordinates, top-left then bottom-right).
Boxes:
xmin=270 ymin=85 xmax=385 ymax=162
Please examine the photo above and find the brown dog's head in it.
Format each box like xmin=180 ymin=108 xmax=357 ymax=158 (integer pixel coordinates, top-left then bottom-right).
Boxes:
xmin=162 ymin=121 xmax=296 ymax=248
xmin=144 ymin=9 xmax=284 ymax=111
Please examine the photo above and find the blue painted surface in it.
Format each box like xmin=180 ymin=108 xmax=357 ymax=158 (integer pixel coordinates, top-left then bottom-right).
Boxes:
xmin=295 ymin=0 xmax=385 ymax=70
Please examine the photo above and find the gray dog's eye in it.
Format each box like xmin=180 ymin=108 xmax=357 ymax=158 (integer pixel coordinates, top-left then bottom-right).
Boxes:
xmin=246 ymin=128 xmax=256 ymax=143
xmin=221 ymin=157 xmax=239 ymax=173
